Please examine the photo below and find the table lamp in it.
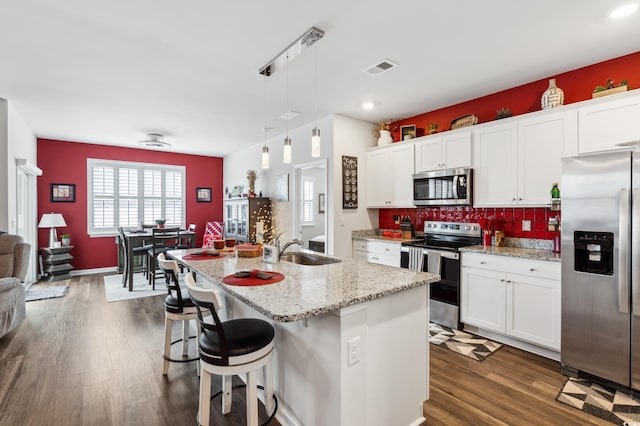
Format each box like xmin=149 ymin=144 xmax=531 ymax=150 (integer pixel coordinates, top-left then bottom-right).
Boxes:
xmin=38 ymin=213 xmax=67 ymax=247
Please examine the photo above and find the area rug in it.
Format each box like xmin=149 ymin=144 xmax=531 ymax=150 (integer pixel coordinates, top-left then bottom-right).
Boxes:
xmin=557 ymin=377 xmax=640 ymax=425
xmin=103 ymin=273 xmax=168 ymax=302
xmin=428 ymin=323 xmax=502 ymax=362
xmin=25 ymin=285 xmax=68 ymax=302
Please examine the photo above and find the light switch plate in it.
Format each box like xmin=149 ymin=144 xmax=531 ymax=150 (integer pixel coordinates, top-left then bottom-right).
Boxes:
xmin=522 ymin=220 xmax=531 ymax=232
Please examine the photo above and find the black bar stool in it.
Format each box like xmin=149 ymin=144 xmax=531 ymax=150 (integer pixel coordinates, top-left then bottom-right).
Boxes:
xmin=185 ymin=272 xmax=277 ymax=425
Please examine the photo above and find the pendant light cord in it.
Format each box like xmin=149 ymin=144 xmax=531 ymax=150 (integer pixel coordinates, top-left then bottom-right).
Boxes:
xmin=314 ymin=44 xmax=318 ymax=129
xmin=263 ymin=74 xmax=267 ymax=146
xmin=286 ymin=53 xmax=289 ymax=139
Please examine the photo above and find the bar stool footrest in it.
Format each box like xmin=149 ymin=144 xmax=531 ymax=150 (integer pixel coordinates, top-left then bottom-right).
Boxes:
xmin=209 ymin=384 xmax=278 ymax=426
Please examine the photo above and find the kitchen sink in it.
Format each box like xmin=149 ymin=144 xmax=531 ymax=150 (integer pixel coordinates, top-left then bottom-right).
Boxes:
xmin=280 ymin=252 xmax=341 ymax=266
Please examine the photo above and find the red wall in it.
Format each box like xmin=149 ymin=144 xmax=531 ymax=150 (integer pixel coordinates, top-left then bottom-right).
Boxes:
xmin=391 ymin=51 xmax=640 ymax=141
xmin=377 ymin=51 xmax=639 ymax=242
xmin=37 ymin=139 xmax=224 ymax=271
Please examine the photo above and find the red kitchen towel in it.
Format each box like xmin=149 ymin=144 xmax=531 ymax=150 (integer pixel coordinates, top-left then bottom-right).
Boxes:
xmin=222 ymin=271 xmax=285 ymax=286
xmin=183 ymin=252 xmax=226 ymax=261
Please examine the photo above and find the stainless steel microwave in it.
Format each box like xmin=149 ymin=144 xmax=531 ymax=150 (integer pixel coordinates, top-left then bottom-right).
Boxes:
xmin=413 ymin=168 xmax=473 ymax=206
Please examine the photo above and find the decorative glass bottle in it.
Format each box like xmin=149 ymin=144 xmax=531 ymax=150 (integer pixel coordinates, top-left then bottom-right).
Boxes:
xmin=541 ymin=79 xmax=564 ymax=110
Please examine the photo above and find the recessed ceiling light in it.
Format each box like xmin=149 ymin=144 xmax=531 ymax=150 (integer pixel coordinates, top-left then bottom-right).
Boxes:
xmin=361 ymin=102 xmax=375 ymax=110
xmin=610 ymin=3 xmax=638 ymax=18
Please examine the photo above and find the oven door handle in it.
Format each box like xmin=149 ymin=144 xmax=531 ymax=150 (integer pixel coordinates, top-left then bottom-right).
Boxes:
xmin=427 ymin=249 xmax=458 ymax=260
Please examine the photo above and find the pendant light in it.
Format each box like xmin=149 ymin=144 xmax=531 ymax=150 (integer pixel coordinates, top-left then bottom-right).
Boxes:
xmin=283 ymin=53 xmax=292 ymax=163
xmin=311 ymin=43 xmax=321 ymax=157
xmin=261 ymin=74 xmax=270 ymax=169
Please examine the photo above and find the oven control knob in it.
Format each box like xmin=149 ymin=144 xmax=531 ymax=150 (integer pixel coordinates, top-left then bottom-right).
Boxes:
xmin=465 ymin=226 xmax=470 ymax=230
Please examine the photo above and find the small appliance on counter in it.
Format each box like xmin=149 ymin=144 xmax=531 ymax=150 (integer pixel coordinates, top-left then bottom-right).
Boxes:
xmin=263 ymin=244 xmax=279 ymax=263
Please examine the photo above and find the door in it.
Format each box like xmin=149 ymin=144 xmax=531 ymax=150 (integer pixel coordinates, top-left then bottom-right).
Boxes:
xmin=366 ymin=149 xmax=389 ymax=207
xmin=387 ymin=143 xmax=415 ymax=207
xmin=460 ymin=266 xmax=506 ymax=332
xmin=414 ymin=137 xmax=442 ymax=172
xmin=473 ymin=123 xmax=518 ymax=206
xmin=442 ymin=132 xmax=472 ymax=169
xmin=632 ymin=152 xmax=640 ymax=390
xmin=561 ymin=151 xmax=631 ymax=386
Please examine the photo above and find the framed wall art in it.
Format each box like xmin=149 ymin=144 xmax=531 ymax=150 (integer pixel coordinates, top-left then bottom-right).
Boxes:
xmin=196 ymin=187 xmax=211 ymax=202
xmin=342 ymin=156 xmax=358 ymax=209
xmin=276 ymin=173 xmax=289 ymax=202
xmin=400 ymin=124 xmax=416 ymax=141
xmin=318 ymin=193 xmax=326 ymax=213
xmin=50 ymin=183 xmax=76 ymax=203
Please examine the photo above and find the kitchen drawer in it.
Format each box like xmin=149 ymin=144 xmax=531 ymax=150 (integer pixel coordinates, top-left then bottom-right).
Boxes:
xmin=352 ymin=239 xmax=370 ymax=252
xmin=462 ymin=253 xmax=560 ymax=280
xmin=367 ymin=240 xmax=400 ymax=254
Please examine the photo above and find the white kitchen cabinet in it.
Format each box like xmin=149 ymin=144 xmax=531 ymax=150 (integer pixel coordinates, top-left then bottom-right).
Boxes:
xmin=517 ymin=110 xmax=578 ymax=205
xmin=473 ymin=110 xmax=577 ymax=207
xmin=460 ymin=252 xmax=561 ymax=351
xmin=578 ymin=91 xmax=640 ymax=153
xmin=473 ymin=122 xmax=518 ymax=206
xmin=366 ymin=143 xmax=415 ymax=208
xmin=352 ymin=239 xmax=401 ymax=267
xmin=460 ymin=267 xmax=506 ymax=333
xmin=414 ymin=131 xmax=472 ymax=172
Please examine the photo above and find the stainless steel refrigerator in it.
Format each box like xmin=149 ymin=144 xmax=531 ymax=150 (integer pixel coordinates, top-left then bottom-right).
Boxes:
xmin=562 ymin=149 xmax=640 ymax=389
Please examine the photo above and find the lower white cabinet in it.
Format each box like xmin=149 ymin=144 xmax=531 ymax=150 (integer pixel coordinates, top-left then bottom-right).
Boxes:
xmin=352 ymin=239 xmax=401 ymax=267
xmin=460 ymin=252 xmax=561 ymax=351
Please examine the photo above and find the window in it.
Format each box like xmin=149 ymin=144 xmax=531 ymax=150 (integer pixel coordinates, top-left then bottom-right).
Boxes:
xmin=301 ymin=177 xmax=315 ymax=225
xmin=88 ymin=159 xmax=186 ymax=235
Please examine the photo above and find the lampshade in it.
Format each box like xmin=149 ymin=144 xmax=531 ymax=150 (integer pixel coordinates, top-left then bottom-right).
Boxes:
xmin=38 ymin=213 xmax=67 ymax=247
xmin=38 ymin=213 xmax=67 ymax=228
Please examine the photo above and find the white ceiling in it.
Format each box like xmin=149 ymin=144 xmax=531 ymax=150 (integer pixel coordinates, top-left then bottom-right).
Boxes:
xmin=1 ymin=0 xmax=639 ymax=157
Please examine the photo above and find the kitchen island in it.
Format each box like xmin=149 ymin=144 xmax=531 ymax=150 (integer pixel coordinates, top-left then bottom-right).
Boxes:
xmin=169 ymin=249 xmax=439 ymax=426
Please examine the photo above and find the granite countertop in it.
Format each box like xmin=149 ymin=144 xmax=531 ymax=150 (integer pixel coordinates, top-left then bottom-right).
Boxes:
xmin=459 ymin=245 xmax=561 ymax=262
xmin=168 ymin=249 xmax=439 ymax=323
xmin=352 ymin=234 xmax=416 ymax=244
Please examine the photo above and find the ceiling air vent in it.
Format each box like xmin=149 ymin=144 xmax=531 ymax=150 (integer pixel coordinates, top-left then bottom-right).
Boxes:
xmin=364 ymin=60 xmax=398 ymax=76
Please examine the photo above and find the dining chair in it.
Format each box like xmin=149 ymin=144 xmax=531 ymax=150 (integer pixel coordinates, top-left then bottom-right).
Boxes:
xmin=147 ymin=227 xmax=181 ymax=289
xmin=185 ymin=272 xmax=277 ymax=426
xmin=177 ymin=223 xmax=197 ymax=250
xmin=118 ymin=227 xmax=151 ymax=288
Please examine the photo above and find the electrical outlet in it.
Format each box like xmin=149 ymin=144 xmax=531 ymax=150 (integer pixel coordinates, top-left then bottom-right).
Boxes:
xmin=522 ymin=220 xmax=531 ymax=232
xmin=348 ymin=336 xmax=360 ymax=366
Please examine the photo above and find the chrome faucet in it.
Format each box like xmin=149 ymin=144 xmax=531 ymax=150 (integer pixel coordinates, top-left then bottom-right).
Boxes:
xmin=279 ymin=239 xmax=304 ymax=256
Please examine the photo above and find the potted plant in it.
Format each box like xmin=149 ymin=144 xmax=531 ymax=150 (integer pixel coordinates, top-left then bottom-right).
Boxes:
xmin=428 ymin=123 xmax=438 ymax=134
xmin=495 ymin=107 xmax=513 ymax=120
xmin=155 ymin=219 xmax=166 ymax=229
xmin=60 ymin=234 xmax=71 ymax=246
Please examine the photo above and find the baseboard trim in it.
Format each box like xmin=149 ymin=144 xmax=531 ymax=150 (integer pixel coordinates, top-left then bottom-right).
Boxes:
xmin=463 ymin=324 xmax=560 ymax=361
xmin=70 ymin=267 xmax=118 ymax=276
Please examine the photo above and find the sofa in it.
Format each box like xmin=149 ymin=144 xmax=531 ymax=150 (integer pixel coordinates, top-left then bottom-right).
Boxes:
xmin=0 ymin=233 xmax=30 ymax=339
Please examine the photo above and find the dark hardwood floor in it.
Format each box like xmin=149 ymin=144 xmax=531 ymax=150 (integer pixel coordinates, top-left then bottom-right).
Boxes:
xmin=0 ymin=274 xmax=610 ymax=425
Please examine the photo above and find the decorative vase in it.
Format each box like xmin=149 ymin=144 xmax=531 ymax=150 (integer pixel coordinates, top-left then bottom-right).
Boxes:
xmin=61 ymin=237 xmax=70 ymax=246
xmin=378 ymin=130 xmax=393 ymax=146
xmin=541 ymin=78 xmax=564 ymax=110
xmin=247 ymin=170 xmax=257 ymax=197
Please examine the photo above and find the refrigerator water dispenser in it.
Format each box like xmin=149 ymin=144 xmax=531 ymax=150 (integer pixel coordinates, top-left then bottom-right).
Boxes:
xmin=574 ymin=231 xmax=614 ymax=275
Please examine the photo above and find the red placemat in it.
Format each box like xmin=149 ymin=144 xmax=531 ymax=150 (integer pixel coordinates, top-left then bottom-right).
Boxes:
xmin=222 ymin=271 xmax=285 ymax=286
xmin=183 ymin=253 xmax=226 ymax=261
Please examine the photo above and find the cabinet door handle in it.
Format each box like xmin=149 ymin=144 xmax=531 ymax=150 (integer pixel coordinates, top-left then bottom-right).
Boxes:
xmin=480 ymin=261 xmax=487 ymax=264
xmin=500 ymin=278 xmax=505 ymax=282
xmin=518 ymin=197 xmax=522 ymax=201
xmin=506 ymin=280 xmax=512 ymax=283
xmin=529 ymin=268 xmax=535 ymax=271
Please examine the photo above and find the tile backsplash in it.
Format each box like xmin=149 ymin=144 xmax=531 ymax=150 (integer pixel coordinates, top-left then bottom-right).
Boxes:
xmin=379 ymin=206 xmax=561 ymax=240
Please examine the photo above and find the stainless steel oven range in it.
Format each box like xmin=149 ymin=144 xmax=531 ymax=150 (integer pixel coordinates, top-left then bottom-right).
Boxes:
xmin=400 ymin=221 xmax=481 ymax=330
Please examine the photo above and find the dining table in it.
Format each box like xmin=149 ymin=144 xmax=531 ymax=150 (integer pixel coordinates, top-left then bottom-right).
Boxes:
xmin=122 ymin=228 xmax=196 ymax=291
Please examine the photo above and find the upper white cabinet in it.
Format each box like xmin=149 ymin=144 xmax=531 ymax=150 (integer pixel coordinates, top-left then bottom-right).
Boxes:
xmin=517 ymin=110 xmax=578 ymax=205
xmin=473 ymin=110 xmax=577 ymax=207
xmin=578 ymin=91 xmax=640 ymax=153
xmin=414 ymin=131 xmax=472 ymax=172
xmin=366 ymin=143 xmax=415 ymax=208
xmin=473 ymin=122 xmax=519 ymax=206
